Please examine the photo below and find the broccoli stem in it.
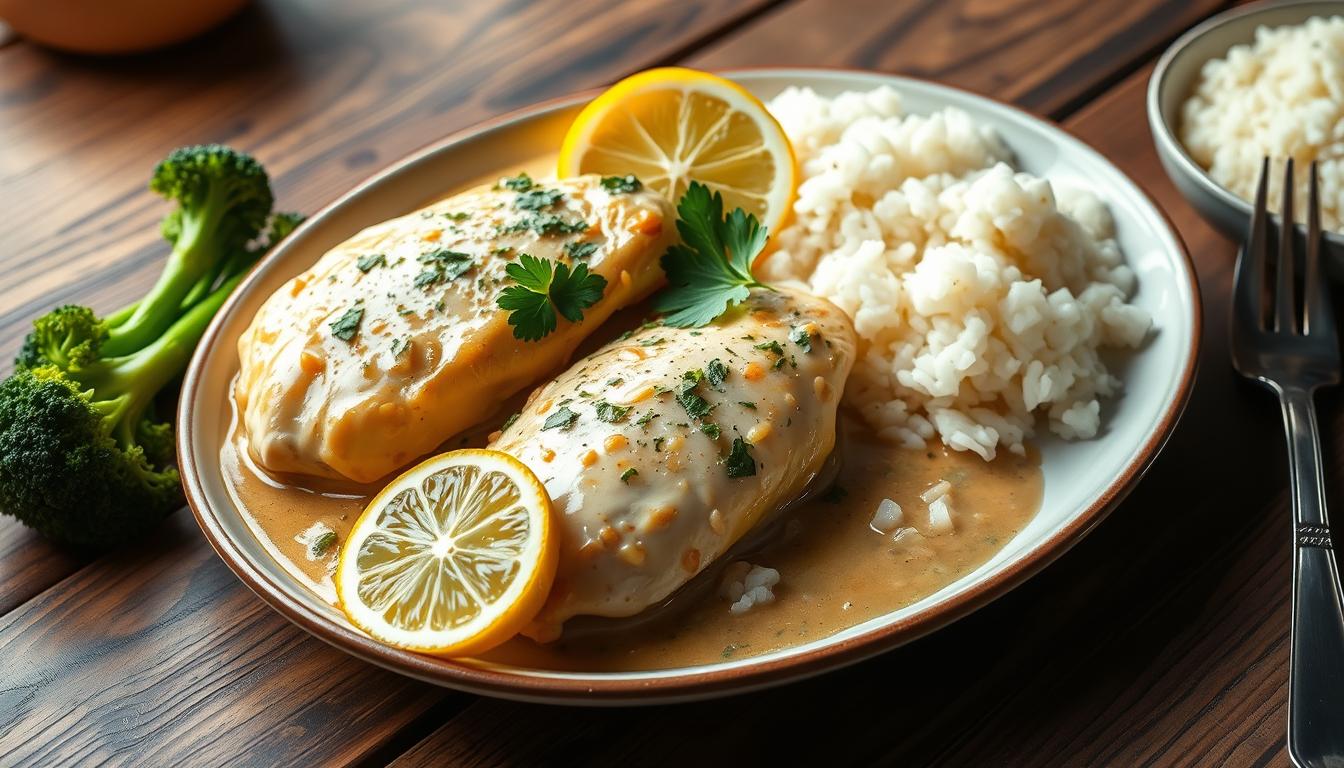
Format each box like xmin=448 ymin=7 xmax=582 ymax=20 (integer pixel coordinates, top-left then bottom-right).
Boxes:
xmin=103 ymin=301 xmax=139 ymax=328
xmin=100 ymin=187 xmax=230 ymax=358
xmin=81 ymin=272 xmax=241 ymax=449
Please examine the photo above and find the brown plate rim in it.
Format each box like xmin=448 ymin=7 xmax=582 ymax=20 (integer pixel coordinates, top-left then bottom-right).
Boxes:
xmin=178 ymin=67 xmax=1203 ymax=705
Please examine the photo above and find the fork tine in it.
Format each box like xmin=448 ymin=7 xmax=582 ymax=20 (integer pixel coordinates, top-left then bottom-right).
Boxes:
xmin=1275 ymin=158 xmax=1297 ymax=333
xmin=1234 ymin=157 xmax=1271 ymax=333
xmin=1304 ymin=161 xmax=1333 ymax=337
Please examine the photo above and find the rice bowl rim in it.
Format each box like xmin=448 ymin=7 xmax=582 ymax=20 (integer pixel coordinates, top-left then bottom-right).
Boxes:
xmin=1147 ymin=0 xmax=1344 ymax=251
xmin=179 ymin=67 xmax=1202 ymax=705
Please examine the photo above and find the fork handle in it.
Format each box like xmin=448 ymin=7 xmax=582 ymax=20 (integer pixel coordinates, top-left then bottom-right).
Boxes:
xmin=1281 ymin=387 xmax=1344 ymax=767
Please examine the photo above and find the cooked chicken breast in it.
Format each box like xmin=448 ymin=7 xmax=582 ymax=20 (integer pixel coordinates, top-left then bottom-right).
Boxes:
xmin=236 ymin=175 xmax=675 ymax=483
xmin=490 ymin=286 xmax=857 ymax=640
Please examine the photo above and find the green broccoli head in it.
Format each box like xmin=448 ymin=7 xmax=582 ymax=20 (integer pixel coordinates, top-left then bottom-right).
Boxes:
xmin=0 ymin=367 xmax=181 ymax=552
xmin=151 ymin=144 xmax=274 ymax=255
xmin=15 ymin=305 xmax=107 ymax=371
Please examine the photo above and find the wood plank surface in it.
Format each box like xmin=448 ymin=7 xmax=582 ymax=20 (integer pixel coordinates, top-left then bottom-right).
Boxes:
xmin=0 ymin=514 xmax=451 ymax=767
xmin=0 ymin=0 xmax=1316 ymax=765
xmin=688 ymin=0 xmax=1227 ymax=118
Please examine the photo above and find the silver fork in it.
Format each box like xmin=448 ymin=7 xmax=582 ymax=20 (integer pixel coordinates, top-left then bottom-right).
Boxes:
xmin=1231 ymin=158 xmax=1344 ymax=767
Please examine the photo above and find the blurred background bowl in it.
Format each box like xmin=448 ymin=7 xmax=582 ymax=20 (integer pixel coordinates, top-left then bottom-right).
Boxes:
xmin=1147 ymin=0 xmax=1344 ymax=262
xmin=0 ymin=0 xmax=248 ymax=55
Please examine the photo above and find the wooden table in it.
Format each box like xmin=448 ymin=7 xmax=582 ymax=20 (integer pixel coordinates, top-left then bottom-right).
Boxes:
xmin=0 ymin=1 xmax=1328 ymax=764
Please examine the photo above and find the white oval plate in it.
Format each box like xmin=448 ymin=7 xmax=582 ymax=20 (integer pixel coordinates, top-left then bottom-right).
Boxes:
xmin=179 ymin=69 xmax=1200 ymax=705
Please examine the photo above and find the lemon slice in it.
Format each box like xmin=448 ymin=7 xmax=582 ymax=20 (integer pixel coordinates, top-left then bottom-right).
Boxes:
xmin=559 ymin=67 xmax=797 ymax=236
xmin=335 ymin=449 xmax=556 ymax=656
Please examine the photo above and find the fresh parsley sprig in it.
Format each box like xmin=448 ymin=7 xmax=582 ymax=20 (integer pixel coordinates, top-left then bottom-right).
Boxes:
xmin=496 ymin=253 xmax=607 ymax=341
xmin=654 ymin=182 xmax=772 ymax=328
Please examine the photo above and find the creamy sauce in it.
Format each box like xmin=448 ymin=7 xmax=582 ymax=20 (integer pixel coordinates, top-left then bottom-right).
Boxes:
xmin=220 ymin=158 xmax=1043 ymax=671
xmin=222 ymin=403 xmax=1040 ymax=670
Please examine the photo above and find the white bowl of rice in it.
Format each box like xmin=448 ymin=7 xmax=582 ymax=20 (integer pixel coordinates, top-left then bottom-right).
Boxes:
xmin=1149 ymin=0 xmax=1344 ymax=260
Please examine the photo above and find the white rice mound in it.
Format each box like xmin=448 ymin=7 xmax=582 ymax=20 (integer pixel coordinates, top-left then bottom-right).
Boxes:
xmin=1180 ymin=16 xmax=1344 ymax=233
xmin=762 ymin=86 xmax=1152 ymax=460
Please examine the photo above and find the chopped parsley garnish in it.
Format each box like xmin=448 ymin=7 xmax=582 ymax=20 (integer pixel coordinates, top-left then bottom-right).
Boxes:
xmin=415 ymin=249 xmax=473 ymax=287
xmin=496 ymin=253 xmax=607 ymax=341
xmin=738 ymin=401 xmax=757 ymax=409
xmin=499 ymin=172 xmax=534 ymax=191
xmin=594 ymin=400 xmax=630 ymax=423
xmin=492 ymin=246 xmax=514 ymax=257
xmin=564 ymin=241 xmax=599 ymax=261
xmin=515 ymin=188 xmax=564 ymax=211
xmin=620 ymin=467 xmax=638 ymax=484
xmin=541 ymin=405 xmax=579 ymax=431
xmin=356 ymin=253 xmax=386 ymax=273
xmin=700 ymin=422 xmax=721 ymax=440
xmin=724 ymin=438 xmax=757 ymax=478
xmin=653 ymin=436 xmax=666 ymax=452
xmin=789 ymin=325 xmax=814 ymax=352
xmin=639 ymin=337 xmax=664 ymax=347
xmin=754 ymin=340 xmax=785 ymax=356
xmin=443 ymin=211 xmax=470 ymax=222
xmin=329 ymin=307 xmax=363 ymax=341
xmin=505 ymin=212 xmax=589 ymax=236
xmin=501 ymin=412 xmax=520 ymax=431
xmin=310 ymin=531 xmax=338 ymax=557
xmin=601 ymin=175 xmax=642 ymax=193
xmin=606 ymin=377 xmax=624 ymax=387
xmin=391 ymin=336 xmax=411 ymax=356
xmin=636 ymin=411 xmax=657 ymax=427
xmin=654 ymin=182 xmax=771 ymax=327
xmin=676 ymin=379 xmax=712 ymax=420
xmin=706 ymin=358 xmax=729 ymax=389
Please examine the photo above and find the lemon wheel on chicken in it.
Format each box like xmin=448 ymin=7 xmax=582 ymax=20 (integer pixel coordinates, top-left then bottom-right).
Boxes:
xmin=558 ymin=67 xmax=797 ymax=236
xmin=335 ymin=450 xmax=556 ymax=657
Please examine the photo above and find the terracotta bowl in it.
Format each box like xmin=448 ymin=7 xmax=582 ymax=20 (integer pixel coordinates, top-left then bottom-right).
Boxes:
xmin=0 ymin=0 xmax=248 ymax=54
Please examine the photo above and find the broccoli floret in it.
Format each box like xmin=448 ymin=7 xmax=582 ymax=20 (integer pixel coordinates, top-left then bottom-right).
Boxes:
xmin=98 ymin=144 xmax=274 ymax=358
xmin=17 ymin=145 xmax=281 ymax=374
xmin=0 ymin=274 xmax=242 ymax=551
xmin=2 ymin=143 xmax=292 ymax=551
xmin=0 ymin=367 xmax=182 ymax=551
xmin=14 ymin=305 xmax=106 ymax=371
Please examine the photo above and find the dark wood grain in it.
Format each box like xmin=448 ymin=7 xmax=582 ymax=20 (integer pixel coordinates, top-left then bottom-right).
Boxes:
xmin=1 ymin=0 xmax=1314 ymax=765
xmin=688 ymin=0 xmax=1227 ymax=118
xmin=0 ymin=513 xmax=450 ymax=766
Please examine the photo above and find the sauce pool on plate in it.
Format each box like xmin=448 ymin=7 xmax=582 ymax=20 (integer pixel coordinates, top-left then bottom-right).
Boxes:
xmin=221 ymin=400 xmax=1040 ymax=671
